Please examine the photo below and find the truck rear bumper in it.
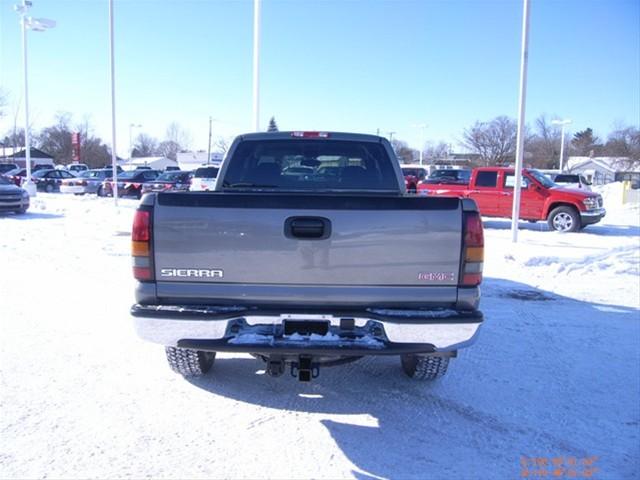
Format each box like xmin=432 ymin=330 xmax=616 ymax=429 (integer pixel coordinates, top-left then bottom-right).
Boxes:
xmin=131 ymin=304 xmax=483 ymax=354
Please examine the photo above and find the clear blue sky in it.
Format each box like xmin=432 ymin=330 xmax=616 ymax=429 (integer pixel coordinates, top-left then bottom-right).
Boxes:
xmin=1 ymin=0 xmax=638 ymax=156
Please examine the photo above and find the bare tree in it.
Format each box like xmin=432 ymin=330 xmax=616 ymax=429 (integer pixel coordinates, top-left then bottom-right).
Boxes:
xmin=526 ymin=115 xmax=563 ymax=168
xmin=391 ymin=138 xmax=418 ymax=163
xmin=132 ymin=133 xmax=159 ymax=157
xmin=3 ymin=129 xmax=25 ymax=149
xmin=424 ymin=141 xmax=450 ymax=162
xmin=37 ymin=112 xmax=112 ymax=167
xmin=604 ymin=126 xmax=640 ymax=162
xmin=37 ymin=113 xmax=74 ymax=163
xmin=214 ymin=136 xmax=232 ymax=154
xmin=166 ymin=122 xmax=191 ymax=149
xmin=159 ymin=122 xmax=191 ymax=160
xmin=462 ymin=116 xmax=517 ymax=165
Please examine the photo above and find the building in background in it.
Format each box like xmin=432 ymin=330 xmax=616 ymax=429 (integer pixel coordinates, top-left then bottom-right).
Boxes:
xmin=567 ymin=156 xmax=638 ymax=185
xmin=177 ymin=151 xmax=224 ymax=171
xmin=123 ymin=156 xmax=177 ymax=171
xmin=0 ymin=147 xmax=55 ymax=168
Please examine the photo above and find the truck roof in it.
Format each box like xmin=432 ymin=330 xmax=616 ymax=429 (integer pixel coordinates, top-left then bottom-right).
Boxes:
xmin=236 ymin=131 xmax=385 ymax=143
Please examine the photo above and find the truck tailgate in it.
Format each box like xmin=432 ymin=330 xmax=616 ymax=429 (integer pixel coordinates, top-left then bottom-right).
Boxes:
xmin=152 ymin=193 xmax=463 ymax=305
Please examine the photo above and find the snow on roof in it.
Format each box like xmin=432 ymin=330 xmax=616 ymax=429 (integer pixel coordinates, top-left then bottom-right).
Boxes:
xmin=0 ymin=146 xmax=54 ymax=159
xmin=567 ymin=156 xmax=638 ymax=173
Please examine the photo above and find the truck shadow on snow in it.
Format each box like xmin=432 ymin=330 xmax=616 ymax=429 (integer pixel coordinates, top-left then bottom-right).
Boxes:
xmin=186 ymin=278 xmax=639 ymax=479
xmin=482 ymin=218 xmax=640 ymax=237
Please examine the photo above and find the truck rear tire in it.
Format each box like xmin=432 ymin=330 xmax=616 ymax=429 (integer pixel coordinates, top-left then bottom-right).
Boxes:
xmin=401 ymin=354 xmax=449 ymax=380
xmin=547 ymin=206 xmax=580 ymax=232
xmin=165 ymin=347 xmax=215 ymax=376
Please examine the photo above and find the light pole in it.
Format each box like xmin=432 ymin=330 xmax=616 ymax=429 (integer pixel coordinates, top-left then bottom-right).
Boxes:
xmin=14 ymin=0 xmax=55 ymax=197
xmin=510 ymin=0 xmax=531 ymax=243
xmin=552 ymin=119 xmax=572 ymax=172
xmin=252 ymin=0 xmax=261 ymax=131
xmin=108 ymin=0 xmax=119 ymax=205
xmin=207 ymin=116 xmax=212 ymax=165
xmin=128 ymin=123 xmax=142 ymax=159
xmin=411 ymin=123 xmax=428 ymax=165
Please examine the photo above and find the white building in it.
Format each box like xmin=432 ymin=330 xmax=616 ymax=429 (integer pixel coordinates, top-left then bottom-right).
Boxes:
xmin=567 ymin=156 xmax=638 ymax=185
xmin=0 ymin=147 xmax=55 ymax=168
xmin=177 ymin=151 xmax=224 ymax=171
xmin=123 ymin=156 xmax=178 ymax=171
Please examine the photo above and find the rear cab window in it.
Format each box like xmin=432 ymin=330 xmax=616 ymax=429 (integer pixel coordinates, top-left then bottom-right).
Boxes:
xmin=222 ymin=139 xmax=398 ymax=192
xmin=194 ymin=167 xmax=220 ymax=178
xmin=475 ymin=171 xmax=498 ymax=188
xmin=503 ymin=173 xmax=530 ymax=189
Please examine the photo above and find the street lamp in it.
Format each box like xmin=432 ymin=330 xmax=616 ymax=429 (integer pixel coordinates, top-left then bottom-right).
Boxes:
xmin=411 ymin=123 xmax=428 ymax=165
xmin=14 ymin=0 xmax=55 ymax=197
xmin=552 ymin=119 xmax=572 ymax=172
xmin=129 ymin=123 xmax=142 ymax=159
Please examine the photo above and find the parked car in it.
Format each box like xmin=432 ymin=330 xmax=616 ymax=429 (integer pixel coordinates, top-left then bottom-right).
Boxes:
xmin=60 ymin=169 xmax=114 ymax=195
xmin=421 ymin=169 xmax=472 ymax=185
xmin=31 ymin=169 xmax=77 ymax=193
xmin=100 ymin=164 xmax=124 ymax=174
xmin=131 ymin=131 xmax=485 ymax=382
xmin=401 ymin=165 xmax=429 ymax=193
xmin=189 ymin=165 xmax=219 ymax=191
xmin=3 ymin=168 xmax=28 ymax=186
xmin=418 ymin=167 xmax=605 ymax=232
xmin=102 ymin=169 xmax=160 ymax=198
xmin=0 ymin=163 xmax=19 ymax=175
xmin=164 ymin=166 xmax=181 ymax=172
xmin=67 ymin=163 xmax=89 ymax=174
xmin=553 ymin=173 xmax=592 ymax=191
xmin=141 ymin=171 xmax=193 ymax=194
xmin=0 ymin=176 xmax=29 ymax=214
xmin=32 ymin=164 xmax=55 ymax=172
xmin=3 ymin=166 xmax=56 ymax=186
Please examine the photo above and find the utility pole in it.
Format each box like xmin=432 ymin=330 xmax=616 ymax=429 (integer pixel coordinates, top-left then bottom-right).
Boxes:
xmin=207 ymin=116 xmax=212 ymax=165
xmin=388 ymin=131 xmax=396 ymax=142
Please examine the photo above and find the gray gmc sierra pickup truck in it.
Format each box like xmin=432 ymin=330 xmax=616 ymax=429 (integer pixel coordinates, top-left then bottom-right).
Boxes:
xmin=131 ymin=131 xmax=484 ymax=382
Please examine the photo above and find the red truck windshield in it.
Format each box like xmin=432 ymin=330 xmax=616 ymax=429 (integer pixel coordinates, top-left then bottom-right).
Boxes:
xmin=222 ymin=140 xmax=399 ymax=191
xmin=528 ymin=170 xmax=556 ymax=188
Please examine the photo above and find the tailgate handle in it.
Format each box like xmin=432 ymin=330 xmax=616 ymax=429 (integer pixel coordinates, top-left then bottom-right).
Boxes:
xmin=285 ymin=217 xmax=331 ymax=240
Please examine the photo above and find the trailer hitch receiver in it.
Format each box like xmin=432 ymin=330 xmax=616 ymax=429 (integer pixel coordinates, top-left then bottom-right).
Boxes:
xmin=291 ymin=355 xmax=319 ymax=382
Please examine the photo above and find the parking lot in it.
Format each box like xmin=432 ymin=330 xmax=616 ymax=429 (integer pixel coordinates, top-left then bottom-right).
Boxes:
xmin=0 ymin=188 xmax=637 ymax=479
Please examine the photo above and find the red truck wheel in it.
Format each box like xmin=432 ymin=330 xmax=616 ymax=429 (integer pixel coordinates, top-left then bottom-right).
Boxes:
xmin=547 ymin=206 xmax=580 ymax=232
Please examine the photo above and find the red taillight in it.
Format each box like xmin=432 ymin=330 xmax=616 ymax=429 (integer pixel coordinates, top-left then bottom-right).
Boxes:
xmin=132 ymin=210 xmax=150 ymax=241
xmin=132 ymin=209 xmax=153 ymax=281
xmin=291 ymin=131 xmax=330 ymax=138
xmin=461 ymin=212 xmax=484 ymax=286
xmin=132 ymin=266 xmax=152 ymax=280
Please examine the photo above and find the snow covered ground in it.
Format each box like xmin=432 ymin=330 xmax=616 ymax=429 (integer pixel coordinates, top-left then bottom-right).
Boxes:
xmin=1 ymin=186 xmax=638 ymax=479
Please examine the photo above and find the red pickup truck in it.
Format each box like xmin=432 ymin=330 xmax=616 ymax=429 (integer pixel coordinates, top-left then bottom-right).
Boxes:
xmin=418 ymin=167 xmax=606 ymax=232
